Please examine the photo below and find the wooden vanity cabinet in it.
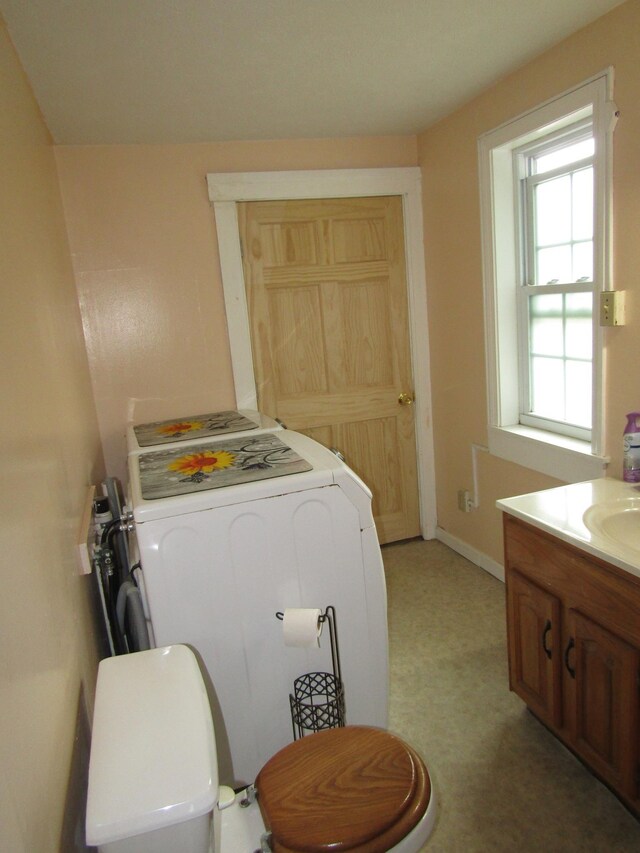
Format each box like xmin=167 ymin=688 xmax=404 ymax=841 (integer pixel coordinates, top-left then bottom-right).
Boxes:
xmin=503 ymin=514 xmax=640 ymax=814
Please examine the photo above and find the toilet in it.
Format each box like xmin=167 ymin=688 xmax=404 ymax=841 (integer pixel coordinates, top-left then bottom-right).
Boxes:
xmin=85 ymin=646 xmax=436 ymax=852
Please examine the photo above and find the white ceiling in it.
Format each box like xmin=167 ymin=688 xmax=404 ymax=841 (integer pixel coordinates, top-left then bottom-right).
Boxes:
xmin=0 ymin=0 xmax=624 ymax=145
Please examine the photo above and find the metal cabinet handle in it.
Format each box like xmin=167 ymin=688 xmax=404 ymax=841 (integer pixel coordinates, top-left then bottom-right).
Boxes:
xmin=542 ymin=619 xmax=552 ymax=660
xmin=564 ymin=637 xmax=576 ymax=678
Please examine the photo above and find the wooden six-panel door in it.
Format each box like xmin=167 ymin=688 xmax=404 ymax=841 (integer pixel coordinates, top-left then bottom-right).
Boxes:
xmin=239 ymin=196 xmax=420 ymax=543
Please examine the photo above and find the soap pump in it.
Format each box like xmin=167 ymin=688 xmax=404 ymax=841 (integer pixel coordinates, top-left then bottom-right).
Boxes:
xmin=623 ymin=413 xmax=640 ymax=483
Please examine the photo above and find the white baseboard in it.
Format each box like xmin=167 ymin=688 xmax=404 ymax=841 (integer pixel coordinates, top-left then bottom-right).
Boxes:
xmin=434 ymin=527 xmax=505 ymax=583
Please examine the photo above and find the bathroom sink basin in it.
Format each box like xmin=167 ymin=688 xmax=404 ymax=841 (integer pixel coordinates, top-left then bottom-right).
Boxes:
xmin=583 ymin=497 xmax=640 ymax=554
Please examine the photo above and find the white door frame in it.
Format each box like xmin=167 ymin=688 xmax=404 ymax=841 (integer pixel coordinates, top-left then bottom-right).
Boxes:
xmin=207 ymin=167 xmax=436 ymax=539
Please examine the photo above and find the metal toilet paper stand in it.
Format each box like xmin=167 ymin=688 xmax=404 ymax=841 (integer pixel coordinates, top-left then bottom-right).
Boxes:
xmin=276 ymin=605 xmax=346 ymax=739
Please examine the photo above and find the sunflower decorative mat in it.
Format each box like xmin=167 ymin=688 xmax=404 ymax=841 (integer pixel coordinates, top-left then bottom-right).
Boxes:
xmin=138 ymin=433 xmax=313 ymax=500
xmin=133 ymin=410 xmax=259 ymax=446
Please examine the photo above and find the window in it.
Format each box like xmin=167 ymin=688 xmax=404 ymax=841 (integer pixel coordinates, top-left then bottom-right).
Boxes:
xmin=517 ymin=123 xmax=594 ymax=441
xmin=479 ymin=72 xmax=615 ymax=482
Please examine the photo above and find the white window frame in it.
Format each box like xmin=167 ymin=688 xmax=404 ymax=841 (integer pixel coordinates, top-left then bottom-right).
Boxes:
xmin=478 ymin=70 xmax=616 ymax=482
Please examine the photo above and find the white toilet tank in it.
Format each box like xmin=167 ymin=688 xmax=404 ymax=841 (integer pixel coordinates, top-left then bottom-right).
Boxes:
xmin=86 ymin=646 xmax=219 ymax=853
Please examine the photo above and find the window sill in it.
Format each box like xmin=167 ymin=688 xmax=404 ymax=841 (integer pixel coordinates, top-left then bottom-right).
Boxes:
xmin=489 ymin=425 xmax=609 ymax=483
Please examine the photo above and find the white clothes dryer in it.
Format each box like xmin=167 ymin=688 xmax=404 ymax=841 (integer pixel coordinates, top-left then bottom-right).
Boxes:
xmin=127 ymin=429 xmax=388 ymax=788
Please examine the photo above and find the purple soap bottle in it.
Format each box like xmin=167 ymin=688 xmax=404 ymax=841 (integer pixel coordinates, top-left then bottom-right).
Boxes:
xmin=623 ymin=413 xmax=640 ymax=482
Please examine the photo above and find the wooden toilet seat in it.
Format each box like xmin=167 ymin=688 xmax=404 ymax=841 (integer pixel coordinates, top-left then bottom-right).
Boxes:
xmin=256 ymin=725 xmax=431 ymax=853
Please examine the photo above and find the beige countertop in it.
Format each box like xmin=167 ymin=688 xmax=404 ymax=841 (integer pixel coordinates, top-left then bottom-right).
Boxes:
xmin=497 ymin=478 xmax=640 ymax=579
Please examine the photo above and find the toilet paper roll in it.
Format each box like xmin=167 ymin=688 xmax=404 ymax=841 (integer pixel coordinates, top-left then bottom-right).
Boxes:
xmin=282 ymin=608 xmax=323 ymax=647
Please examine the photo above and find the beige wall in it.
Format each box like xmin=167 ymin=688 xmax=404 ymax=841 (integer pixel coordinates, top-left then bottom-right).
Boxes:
xmin=0 ymin=17 xmax=105 ymax=852
xmin=55 ymin=136 xmax=418 ymax=483
xmin=419 ymin=0 xmax=640 ymax=564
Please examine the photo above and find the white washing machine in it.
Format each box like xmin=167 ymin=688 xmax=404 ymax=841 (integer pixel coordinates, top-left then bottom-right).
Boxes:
xmin=127 ymin=429 xmax=388 ymax=788
xmin=126 ymin=408 xmax=282 ymax=455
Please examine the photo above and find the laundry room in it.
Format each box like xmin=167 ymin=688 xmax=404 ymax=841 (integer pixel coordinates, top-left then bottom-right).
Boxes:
xmin=2 ymin=1 xmax=640 ymax=851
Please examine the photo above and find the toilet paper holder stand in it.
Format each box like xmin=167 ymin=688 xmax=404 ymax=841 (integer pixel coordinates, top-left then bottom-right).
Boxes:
xmin=275 ymin=606 xmax=346 ymax=740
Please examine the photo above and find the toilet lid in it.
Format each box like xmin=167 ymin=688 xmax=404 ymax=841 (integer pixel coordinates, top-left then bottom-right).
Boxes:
xmin=256 ymin=726 xmax=431 ymax=853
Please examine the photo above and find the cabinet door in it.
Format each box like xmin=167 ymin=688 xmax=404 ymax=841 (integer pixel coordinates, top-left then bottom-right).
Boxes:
xmin=564 ymin=609 xmax=640 ymax=800
xmin=506 ymin=569 xmax=563 ymax=728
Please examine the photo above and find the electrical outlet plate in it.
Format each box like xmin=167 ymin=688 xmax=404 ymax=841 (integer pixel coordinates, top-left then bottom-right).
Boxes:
xmin=77 ymin=485 xmax=96 ymax=575
xmin=457 ymin=489 xmax=476 ymax=512
xmin=600 ymin=290 xmax=625 ymax=326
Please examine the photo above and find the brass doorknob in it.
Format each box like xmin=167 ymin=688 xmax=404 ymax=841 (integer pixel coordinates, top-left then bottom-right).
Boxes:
xmin=398 ymin=392 xmax=415 ymax=406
